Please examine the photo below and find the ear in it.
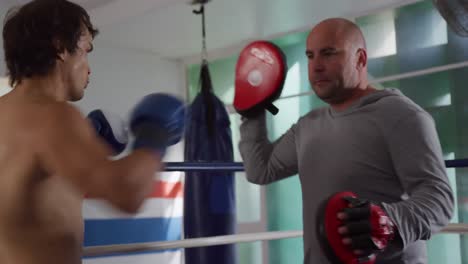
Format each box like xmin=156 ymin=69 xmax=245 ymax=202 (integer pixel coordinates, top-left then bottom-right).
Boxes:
xmin=356 ymin=48 xmax=367 ymax=70
xmin=57 ymin=51 xmax=67 ymax=61
xmin=54 ymin=38 xmax=66 ymax=61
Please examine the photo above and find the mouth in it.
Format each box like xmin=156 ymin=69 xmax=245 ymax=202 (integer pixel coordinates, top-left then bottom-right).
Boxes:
xmin=313 ymin=80 xmax=331 ymax=86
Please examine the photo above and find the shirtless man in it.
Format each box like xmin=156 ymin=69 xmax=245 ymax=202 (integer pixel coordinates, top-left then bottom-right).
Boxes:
xmin=0 ymin=1 xmax=185 ymax=263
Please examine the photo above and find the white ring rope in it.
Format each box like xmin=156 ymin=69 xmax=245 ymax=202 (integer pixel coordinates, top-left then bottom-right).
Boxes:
xmin=438 ymin=223 xmax=468 ymax=233
xmin=83 ymin=223 xmax=468 ymax=257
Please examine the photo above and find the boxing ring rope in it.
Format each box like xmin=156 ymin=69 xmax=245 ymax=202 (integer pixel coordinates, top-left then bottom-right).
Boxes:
xmin=164 ymin=159 xmax=468 ymax=171
xmin=165 ymin=161 xmax=244 ymax=171
xmin=83 ymin=223 xmax=468 ymax=257
xmin=83 ymin=230 xmax=303 ymax=257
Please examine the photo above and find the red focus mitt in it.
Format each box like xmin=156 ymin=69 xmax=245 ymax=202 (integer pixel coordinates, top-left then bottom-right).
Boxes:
xmin=317 ymin=192 xmax=395 ymax=264
xmin=233 ymin=41 xmax=287 ymax=117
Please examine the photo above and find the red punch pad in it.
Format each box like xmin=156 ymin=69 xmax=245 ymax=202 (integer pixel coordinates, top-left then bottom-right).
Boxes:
xmin=233 ymin=41 xmax=287 ymax=116
xmin=317 ymin=191 xmax=375 ymax=264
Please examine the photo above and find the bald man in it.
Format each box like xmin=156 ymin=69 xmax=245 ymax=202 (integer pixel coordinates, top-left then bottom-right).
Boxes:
xmin=238 ymin=18 xmax=454 ymax=263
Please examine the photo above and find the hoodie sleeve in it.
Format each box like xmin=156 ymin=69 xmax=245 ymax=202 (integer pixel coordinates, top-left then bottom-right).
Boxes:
xmin=238 ymin=112 xmax=299 ymax=185
xmin=381 ymin=111 xmax=454 ymax=248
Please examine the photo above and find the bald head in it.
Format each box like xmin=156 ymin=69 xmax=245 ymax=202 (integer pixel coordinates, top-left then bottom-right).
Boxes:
xmin=305 ymin=18 xmax=371 ymax=107
xmin=309 ymin=18 xmax=366 ymax=51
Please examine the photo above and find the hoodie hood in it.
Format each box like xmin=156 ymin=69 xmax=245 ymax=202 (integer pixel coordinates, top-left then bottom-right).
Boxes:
xmin=330 ymin=88 xmax=403 ymax=117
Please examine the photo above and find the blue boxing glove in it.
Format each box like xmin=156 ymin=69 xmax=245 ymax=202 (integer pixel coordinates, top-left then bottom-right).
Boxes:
xmin=129 ymin=93 xmax=186 ymax=155
xmin=87 ymin=109 xmax=129 ymax=155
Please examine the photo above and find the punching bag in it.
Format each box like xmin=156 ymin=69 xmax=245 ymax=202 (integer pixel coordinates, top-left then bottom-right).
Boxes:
xmin=183 ymin=61 xmax=237 ymax=264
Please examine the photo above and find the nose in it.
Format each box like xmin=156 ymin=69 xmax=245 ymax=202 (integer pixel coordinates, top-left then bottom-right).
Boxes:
xmin=310 ymin=58 xmax=325 ymax=73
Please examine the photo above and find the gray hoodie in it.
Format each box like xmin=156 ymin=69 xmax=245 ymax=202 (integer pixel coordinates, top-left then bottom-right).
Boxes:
xmin=239 ymin=88 xmax=454 ymax=264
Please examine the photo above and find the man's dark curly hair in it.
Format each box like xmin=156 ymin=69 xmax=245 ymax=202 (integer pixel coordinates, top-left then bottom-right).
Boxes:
xmin=3 ymin=0 xmax=99 ymax=87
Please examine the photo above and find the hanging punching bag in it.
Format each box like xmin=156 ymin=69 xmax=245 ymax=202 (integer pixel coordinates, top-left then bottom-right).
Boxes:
xmin=183 ymin=61 xmax=237 ymax=264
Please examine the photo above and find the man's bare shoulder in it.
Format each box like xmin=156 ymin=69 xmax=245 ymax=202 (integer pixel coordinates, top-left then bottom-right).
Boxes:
xmin=0 ymin=95 xmax=85 ymax=130
xmin=43 ymin=102 xmax=85 ymax=125
xmin=0 ymin=97 xmax=87 ymax=143
xmin=0 ymin=100 xmax=90 ymax=150
xmin=40 ymin=102 xmax=92 ymax=141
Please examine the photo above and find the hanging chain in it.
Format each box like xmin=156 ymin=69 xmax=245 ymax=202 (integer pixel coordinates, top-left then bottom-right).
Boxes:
xmin=193 ymin=4 xmax=208 ymax=63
